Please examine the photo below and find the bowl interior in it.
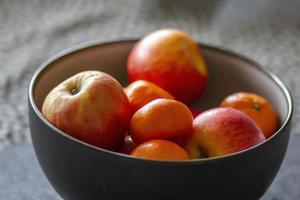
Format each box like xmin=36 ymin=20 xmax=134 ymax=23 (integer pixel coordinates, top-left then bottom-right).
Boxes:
xmin=32 ymin=40 xmax=289 ymax=135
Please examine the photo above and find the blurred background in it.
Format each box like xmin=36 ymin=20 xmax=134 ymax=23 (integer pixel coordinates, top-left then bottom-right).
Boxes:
xmin=0 ymin=0 xmax=299 ymax=199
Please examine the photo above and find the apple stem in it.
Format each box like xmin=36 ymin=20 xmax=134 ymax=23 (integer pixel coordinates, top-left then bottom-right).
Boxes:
xmin=197 ymin=146 xmax=208 ymax=158
xmin=70 ymin=87 xmax=79 ymax=95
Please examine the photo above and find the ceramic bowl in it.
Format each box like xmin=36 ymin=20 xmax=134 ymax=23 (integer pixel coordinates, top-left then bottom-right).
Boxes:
xmin=28 ymin=40 xmax=293 ymax=200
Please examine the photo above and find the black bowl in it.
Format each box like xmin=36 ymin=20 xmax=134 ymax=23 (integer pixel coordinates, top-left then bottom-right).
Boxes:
xmin=28 ymin=40 xmax=293 ymax=200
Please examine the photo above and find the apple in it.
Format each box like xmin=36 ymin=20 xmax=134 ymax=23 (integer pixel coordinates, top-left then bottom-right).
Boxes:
xmin=42 ymin=71 xmax=131 ymax=151
xmin=127 ymin=29 xmax=208 ymax=105
xmin=185 ymin=107 xmax=266 ymax=158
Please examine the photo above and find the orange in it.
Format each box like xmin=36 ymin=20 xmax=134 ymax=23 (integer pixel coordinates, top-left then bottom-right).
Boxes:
xmin=130 ymin=139 xmax=189 ymax=161
xmin=125 ymin=80 xmax=174 ymax=114
xmin=130 ymin=99 xmax=193 ymax=145
xmin=220 ymin=92 xmax=278 ymax=138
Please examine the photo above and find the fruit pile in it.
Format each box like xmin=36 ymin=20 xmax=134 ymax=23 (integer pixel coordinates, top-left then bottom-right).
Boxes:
xmin=42 ymin=29 xmax=278 ymax=161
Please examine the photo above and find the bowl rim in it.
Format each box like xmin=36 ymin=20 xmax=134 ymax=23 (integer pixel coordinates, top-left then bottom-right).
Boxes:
xmin=28 ymin=39 xmax=294 ymax=164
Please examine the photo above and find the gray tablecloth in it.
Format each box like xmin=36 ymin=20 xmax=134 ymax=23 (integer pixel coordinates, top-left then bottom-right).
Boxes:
xmin=0 ymin=0 xmax=299 ymax=199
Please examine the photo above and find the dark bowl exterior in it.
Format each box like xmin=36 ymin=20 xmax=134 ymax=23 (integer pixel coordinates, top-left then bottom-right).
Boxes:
xmin=28 ymin=40 xmax=293 ymax=200
xmin=29 ymin=105 xmax=291 ymax=200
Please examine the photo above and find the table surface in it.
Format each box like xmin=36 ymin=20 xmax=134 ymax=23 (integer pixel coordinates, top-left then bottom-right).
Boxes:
xmin=0 ymin=0 xmax=300 ymax=199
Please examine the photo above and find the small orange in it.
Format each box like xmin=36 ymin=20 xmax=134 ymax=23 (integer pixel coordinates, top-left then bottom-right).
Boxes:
xmin=125 ymin=80 xmax=174 ymax=114
xmin=220 ymin=92 xmax=278 ymax=138
xmin=130 ymin=99 xmax=193 ymax=145
xmin=130 ymin=139 xmax=189 ymax=161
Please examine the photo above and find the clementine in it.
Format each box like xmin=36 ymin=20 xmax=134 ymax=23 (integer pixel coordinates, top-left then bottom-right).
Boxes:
xmin=131 ymin=139 xmax=189 ymax=161
xmin=220 ymin=92 xmax=278 ymax=138
xmin=130 ymin=99 xmax=193 ymax=144
xmin=125 ymin=80 xmax=174 ymax=114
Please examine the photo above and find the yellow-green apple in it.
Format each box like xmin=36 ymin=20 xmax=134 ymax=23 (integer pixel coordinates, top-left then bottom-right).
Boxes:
xmin=127 ymin=29 xmax=208 ymax=105
xmin=185 ymin=107 xmax=266 ymax=158
xmin=42 ymin=71 xmax=131 ymax=151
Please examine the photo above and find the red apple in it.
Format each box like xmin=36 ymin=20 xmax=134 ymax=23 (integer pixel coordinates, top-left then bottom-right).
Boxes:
xmin=127 ymin=29 xmax=208 ymax=105
xmin=185 ymin=107 xmax=266 ymax=159
xmin=42 ymin=71 xmax=131 ymax=151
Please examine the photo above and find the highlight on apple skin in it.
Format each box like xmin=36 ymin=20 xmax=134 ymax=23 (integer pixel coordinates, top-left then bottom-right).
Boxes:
xmin=185 ymin=107 xmax=266 ymax=159
xmin=127 ymin=29 xmax=208 ymax=105
xmin=42 ymin=71 xmax=131 ymax=151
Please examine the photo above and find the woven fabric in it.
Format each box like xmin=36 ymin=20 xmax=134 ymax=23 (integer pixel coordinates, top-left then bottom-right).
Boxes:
xmin=0 ymin=0 xmax=300 ymax=199
xmin=1 ymin=0 xmax=299 ymax=148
